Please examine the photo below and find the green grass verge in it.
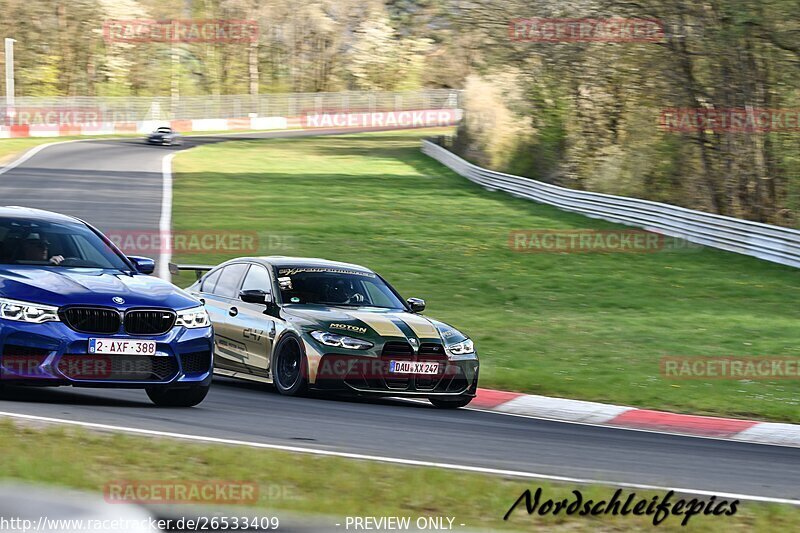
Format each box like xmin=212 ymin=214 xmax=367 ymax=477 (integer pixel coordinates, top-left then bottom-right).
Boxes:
xmin=1 ymin=421 xmax=796 ymax=531
xmin=0 ymin=135 xmax=147 ymax=165
xmin=171 ymin=129 xmax=800 ymax=423
xmin=0 ymin=138 xmax=70 ymax=165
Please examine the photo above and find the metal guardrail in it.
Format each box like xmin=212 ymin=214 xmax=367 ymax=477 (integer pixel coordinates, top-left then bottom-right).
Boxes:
xmin=2 ymin=90 xmax=461 ymax=123
xmin=422 ymin=139 xmax=800 ymax=268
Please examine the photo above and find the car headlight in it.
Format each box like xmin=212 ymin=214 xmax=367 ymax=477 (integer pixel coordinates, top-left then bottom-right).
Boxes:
xmin=445 ymin=338 xmax=475 ymax=357
xmin=0 ymin=297 xmax=60 ymax=324
xmin=310 ymin=330 xmax=373 ymax=350
xmin=175 ymin=306 xmax=211 ymax=329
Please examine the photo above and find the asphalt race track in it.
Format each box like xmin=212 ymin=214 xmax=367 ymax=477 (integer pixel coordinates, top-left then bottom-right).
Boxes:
xmin=0 ymin=132 xmax=798 ymax=503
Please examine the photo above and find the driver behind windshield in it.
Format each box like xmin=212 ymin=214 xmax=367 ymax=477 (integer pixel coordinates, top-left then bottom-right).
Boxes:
xmin=20 ymin=233 xmax=65 ymax=265
xmin=324 ymin=278 xmax=366 ymax=304
xmin=0 ymin=218 xmax=130 ymax=270
xmin=277 ymin=269 xmax=405 ymax=309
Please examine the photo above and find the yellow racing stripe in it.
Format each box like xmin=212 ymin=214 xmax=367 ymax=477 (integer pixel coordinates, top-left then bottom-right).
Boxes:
xmin=348 ymin=312 xmax=405 ymax=337
xmin=395 ymin=313 xmax=438 ymax=339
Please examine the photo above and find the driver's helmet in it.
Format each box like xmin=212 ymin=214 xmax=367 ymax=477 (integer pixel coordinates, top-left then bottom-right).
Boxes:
xmin=325 ymin=279 xmax=352 ymax=303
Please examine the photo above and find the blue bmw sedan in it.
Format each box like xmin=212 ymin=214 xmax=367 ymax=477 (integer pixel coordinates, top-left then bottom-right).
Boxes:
xmin=0 ymin=206 xmax=213 ymax=406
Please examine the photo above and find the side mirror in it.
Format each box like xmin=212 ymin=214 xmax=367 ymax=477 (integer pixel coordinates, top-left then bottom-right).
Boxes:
xmin=407 ymin=297 xmax=426 ymax=313
xmin=128 ymin=256 xmax=155 ymax=275
xmin=240 ymin=289 xmax=273 ymax=305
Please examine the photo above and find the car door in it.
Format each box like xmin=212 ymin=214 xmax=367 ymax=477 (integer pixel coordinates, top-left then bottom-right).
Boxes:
xmin=200 ymin=263 xmax=250 ymax=372
xmin=232 ymin=263 xmax=275 ymax=376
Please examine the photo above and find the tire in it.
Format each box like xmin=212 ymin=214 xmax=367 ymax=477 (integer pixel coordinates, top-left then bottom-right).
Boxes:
xmin=273 ymin=335 xmax=308 ymax=396
xmin=146 ymin=384 xmax=209 ymax=407
xmin=429 ymin=395 xmax=473 ymax=409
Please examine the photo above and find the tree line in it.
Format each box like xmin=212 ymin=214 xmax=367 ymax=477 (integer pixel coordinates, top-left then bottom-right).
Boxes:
xmin=1 ymin=0 xmax=798 ymax=225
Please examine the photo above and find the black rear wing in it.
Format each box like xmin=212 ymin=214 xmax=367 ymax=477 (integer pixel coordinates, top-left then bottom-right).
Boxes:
xmin=168 ymin=263 xmax=214 ymax=280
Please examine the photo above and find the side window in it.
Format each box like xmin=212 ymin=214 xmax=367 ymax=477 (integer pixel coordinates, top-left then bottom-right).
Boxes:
xmin=241 ymin=265 xmax=272 ymax=294
xmin=201 ymin=268 xmax=222 ymax=293
xmin=213 ymin=263 xmax=248 ymax=299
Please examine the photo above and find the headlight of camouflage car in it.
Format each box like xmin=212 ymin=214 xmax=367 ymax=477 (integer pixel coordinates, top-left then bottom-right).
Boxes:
xmin=435 ymin=324 xmax=476 ymax=359
xmin=445 ymin=338 xmax=475 ymax=358
xmin=310 ymin=330 xmax=373 ymax=350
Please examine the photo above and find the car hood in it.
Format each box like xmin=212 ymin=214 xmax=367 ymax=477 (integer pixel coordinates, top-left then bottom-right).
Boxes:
xmin=281 ymin=304 xmax=468 ymax=344
xmin=0 ymin=266 xmax=199 ymax=310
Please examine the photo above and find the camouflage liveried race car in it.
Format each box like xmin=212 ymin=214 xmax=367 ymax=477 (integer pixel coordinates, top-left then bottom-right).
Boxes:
xmin=173 ymin=257 xmax=479 ymax=408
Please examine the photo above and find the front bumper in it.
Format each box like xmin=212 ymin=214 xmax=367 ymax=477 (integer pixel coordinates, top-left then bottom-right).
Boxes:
xmin=0 ymin=318 xmax=213 ymax=388
xmin=312 ymin=352 xmax=479 ymax=397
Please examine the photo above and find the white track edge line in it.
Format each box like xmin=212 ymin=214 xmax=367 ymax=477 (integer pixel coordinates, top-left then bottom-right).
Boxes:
xmin=0 ymin=140 xmax=85 ymax=176
xmin=4 ymin=136 xmax=797 ymax=454
xmin=2 ymin=134 xmax=797 ymax=501
xmin=0 ymin=136 xmax=151 ymax=177
xmin=0 ymin=410 xmax=797 ymax=506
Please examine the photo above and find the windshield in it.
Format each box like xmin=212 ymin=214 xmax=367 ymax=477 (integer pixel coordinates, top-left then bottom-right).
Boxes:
xmin=156 ymin=127 xmax=172 ymax=133
xmin=275 ymin=267 xmax=406 ymax=309
xmin=0 ymin=217 xmax=130 ymax=270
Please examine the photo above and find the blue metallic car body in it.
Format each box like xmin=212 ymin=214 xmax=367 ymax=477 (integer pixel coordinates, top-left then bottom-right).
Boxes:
xmin=0 ymin=206 xmax=213 ymax=388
